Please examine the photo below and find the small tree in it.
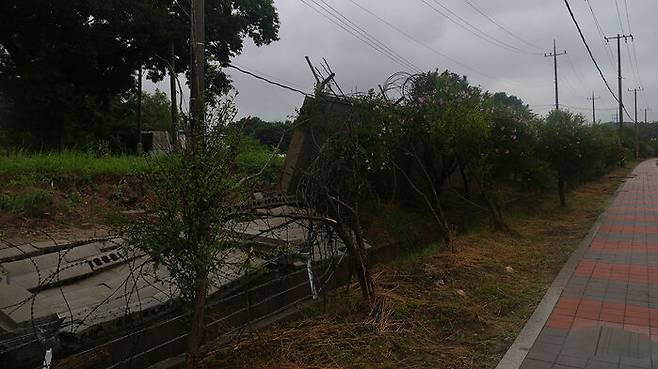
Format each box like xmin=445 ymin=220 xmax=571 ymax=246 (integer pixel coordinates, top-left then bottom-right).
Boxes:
xmin=123 ymin=101 xmax=250 ymax=368
xmin=538 ymin=110 xmax=589 ymax=207
xmin=297 ymin=103 xmax=376 ymax=305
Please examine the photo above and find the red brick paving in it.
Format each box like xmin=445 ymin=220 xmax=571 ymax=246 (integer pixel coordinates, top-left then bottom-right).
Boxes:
xmin=519 ymin=160 xmax=658 ymax=369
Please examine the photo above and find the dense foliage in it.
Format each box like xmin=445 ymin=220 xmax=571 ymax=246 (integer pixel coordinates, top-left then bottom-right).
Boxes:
xmin=0 ymin=0 xmax=279 ymax=149
xmin=239 ymin=116 xmax=294 ymax=151
xmin=333 ymin=71 xmax=634 ymax=238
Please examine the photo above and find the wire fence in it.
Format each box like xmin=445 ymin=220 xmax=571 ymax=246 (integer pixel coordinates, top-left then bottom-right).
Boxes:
xmin=0 ymin=193 xmax=349 ymax=369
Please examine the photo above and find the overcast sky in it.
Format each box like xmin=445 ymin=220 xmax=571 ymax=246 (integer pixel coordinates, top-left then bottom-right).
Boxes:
xmin=147 ymin=0 xmax=657 ymax=122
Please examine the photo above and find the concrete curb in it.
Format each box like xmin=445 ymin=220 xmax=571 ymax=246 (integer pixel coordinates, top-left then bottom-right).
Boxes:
xmin=495 ymin=172 xmax=631 ymax=369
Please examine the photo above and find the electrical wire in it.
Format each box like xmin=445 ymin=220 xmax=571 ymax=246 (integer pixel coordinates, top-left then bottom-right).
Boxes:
xmin=614 ymin=0 xmax=626 ymax=34
xmin=347 ymin=0 xmax=499 ymax=82
xmin=227 ymin=64 xmax=313 ymax=97
xmin=565 ymin=54 xmax=587 ymax=88
xmin=302 ymin=0 xmax=419 ymax=72
xmin=460 ymin=0 xmax=544 ymax=51
xmin=315 ymin=0 xmax=421 ymax=72
xmin=622 ymin=0 xmax=649 ymax=108
xmin=561 ymin=0 xmax=632 ymax=121
xmin=299 ymin=0 xmax=422 ymax=73
xmin=584 ymin=0 xmax=616 ymax=72
xmin=418 ymin=0 xmax=543 ymax=56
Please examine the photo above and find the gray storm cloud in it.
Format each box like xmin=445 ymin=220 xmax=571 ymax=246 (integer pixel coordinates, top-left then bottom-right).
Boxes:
xmin=146 ymin=0 xmax=656 ymax=122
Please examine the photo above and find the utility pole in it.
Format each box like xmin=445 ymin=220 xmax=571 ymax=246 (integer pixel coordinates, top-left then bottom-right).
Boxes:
xmin=136 ymin=66 xmax=143 ymax=155
xmin=544 ymin=40 xmax=567 ymax=111
xmin=169 ymin=42 xmax=178 ymax=151
xmin=645 ymin=108 xmax=651 ymax=124
xmin=189 ymin=0 xmax=206 ymax=150
xmin=605 ymin=34 xmax=633 ymax=151
xmin=587 ymin=92 xmax=601 ymax=124
xmin=186 ymin=0 xmax=206 ymax=368
xmin=629 ymin=87 xmax=644 ymax=159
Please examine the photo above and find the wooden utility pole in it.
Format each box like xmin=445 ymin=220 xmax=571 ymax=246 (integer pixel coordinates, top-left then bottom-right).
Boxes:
xmin=189 ymin=0 xmax=206 ymax=150
xmin=605 ymin=34 xmax=633 ymax=150
xmin=629 ymin=87 xmax=644 ymax=159
xmin=169 ymin=42 xmax=178 ymax=150
xmin=544 ymin=40 xmax=567 ymax=111
xmin=186 ymin=0 xmax=206 ymax=368
xmin=587 ymin=92 xmax=601 ymax=124
xmin=137 ymin=66 xmax=143 ymax=155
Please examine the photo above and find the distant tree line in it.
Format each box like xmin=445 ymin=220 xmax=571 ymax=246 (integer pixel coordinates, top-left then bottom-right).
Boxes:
xmin=238 ymin=116 xmax=294 ymax=152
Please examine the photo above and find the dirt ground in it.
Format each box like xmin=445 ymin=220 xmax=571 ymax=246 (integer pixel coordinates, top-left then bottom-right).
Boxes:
xmin=200 ymin=166 xmax=634 ymax=369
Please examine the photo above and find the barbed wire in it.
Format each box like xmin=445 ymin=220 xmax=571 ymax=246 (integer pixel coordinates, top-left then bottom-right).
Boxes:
xmin=0 ymin=193 xmax=348 ymax=368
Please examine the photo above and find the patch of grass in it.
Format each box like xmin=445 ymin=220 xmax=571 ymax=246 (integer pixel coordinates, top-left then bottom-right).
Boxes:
xmin=203 ymin=163 xmax=637 ymax=369
xmin=392 ymin=242 xmax=441 ymax=268
xmin=0 ymin=150 xmax=149 ymax=177
xmin=0 ymin=189 xmax=55 ymax=216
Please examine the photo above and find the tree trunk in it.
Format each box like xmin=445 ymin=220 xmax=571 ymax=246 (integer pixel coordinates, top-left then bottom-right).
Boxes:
xmin=335 ymin=223 xmax=375 ymax=306
xmin=458 ymin=159 xmax=470 ymax=200
xmin=136 ymin=66 xmax=143 ymax=155
xmin=185 ymin=269 xmax=208 ymax=369
xmin=169 ymin=42 xmax=178 ymax=150
xmin=558 ymin=175 xmax=566 ymax=207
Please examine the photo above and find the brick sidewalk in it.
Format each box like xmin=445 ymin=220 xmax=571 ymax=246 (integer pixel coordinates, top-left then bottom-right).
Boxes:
xmin=521 ymin=160 xmax=658 ymax=369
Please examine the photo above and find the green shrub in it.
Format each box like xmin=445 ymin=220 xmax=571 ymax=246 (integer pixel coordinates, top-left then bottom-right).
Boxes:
xmin=0 ymin=189 xmax=54 ymax=216
xmin=235 ymin=136 xmax=284 ymax=187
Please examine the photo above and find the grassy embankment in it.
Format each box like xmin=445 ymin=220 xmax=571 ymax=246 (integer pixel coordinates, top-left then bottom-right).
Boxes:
xmin=0 ymin=148 xmax=282 ymax=237
xmin=203 ymin=163 xmax=638 ymax=369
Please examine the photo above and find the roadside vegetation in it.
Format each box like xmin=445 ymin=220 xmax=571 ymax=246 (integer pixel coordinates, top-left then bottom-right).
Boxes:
xmin=203 ymin=163 xmax=636 ymax=369
xmin=0 ymin=138 xmax=283 ymax=237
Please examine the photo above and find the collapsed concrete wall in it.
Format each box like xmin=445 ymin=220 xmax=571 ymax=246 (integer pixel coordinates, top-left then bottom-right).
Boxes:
xmin=278 ymin=96 xmax=361 ymax=194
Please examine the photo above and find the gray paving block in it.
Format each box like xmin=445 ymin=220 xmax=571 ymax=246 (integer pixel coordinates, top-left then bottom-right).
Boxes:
xmin=556 ymin=354 xmax=589 ymax=368
xmin=520 ymin=359 xmax=553 ymax=369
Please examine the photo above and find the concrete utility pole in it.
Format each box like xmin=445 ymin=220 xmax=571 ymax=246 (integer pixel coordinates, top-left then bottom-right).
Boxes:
xmin=587 ymin=92 xmax=601 ymax=124
xmin=629 ymin=87 xmax=644 ymax=159
xmin=137 ymin=66 xmax=143 ymax=155
xmin=544 ymin=40 xmax=567 ymax=111
xmin=189 ymin=0 xmax=206 ymax=149
xmin=169 ymin=42 xmax=178 ymax=150
xmin=605 ymin=34 xmax=633 ymax=149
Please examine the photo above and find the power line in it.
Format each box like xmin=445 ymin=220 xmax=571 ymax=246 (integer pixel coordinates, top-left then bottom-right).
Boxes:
xmin=622 ymin=0 xmax=648 ymax=108
xmin=303 ymin=0 xmax=421 ymax=72
xmin=314 ymin=0 xmax=422 ymax=73
xmin=565 ymin=53 xmax=586 ymax=88
xmin=584 ymin=0 xmax=616 ymax=71
xmin=227 ymin=64 xmax=313 ymax=97
xmin=561 ymin=0 xmax=631 ymax=121
xmin=314 ymin=0 xmax=421 ymax=72
xmin=347 ymin=0 xmax=498 ymax=82
xmin=299 ymin=0 xmax=422 ymax=73
xmin=460 ymin=0 xmax=544 ymax=51
xmin=613 ymin=0 xmax=625 ymax=34
xmin=418 ymin=0 xmax=542 ymax=56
